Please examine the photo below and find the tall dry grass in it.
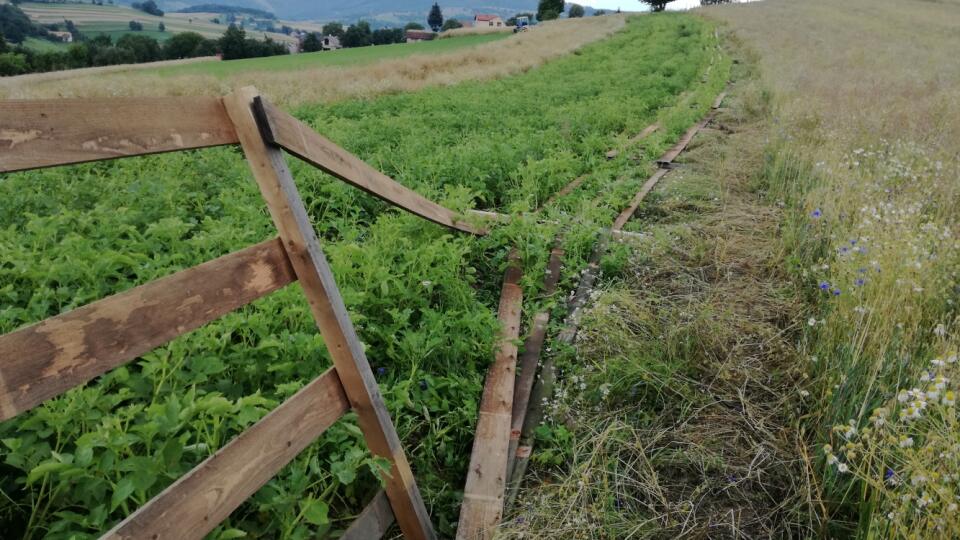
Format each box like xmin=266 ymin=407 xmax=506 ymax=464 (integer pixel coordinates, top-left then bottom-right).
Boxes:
xmin=706 ymin=0 xmax=960 ymax=536
xmin=0 ymin=15 xmax=625 ymax=107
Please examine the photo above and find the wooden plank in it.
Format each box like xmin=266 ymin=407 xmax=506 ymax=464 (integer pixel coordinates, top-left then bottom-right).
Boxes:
xmin=611 ymin=168 xmax=670 ymax=231
xmin=0 ymin=238 xmax=295 ymax=420
xmin=712 ymin=92 xmax=727 ymax=109
xmin=605 ymin=123 xmax=660 ymax=160
xmin=342 ymin=490 xmax=395 ymax=540
xmin=223 ymin=86 xmax=436 ymax=540
xmin=0 ymin=97 xmax=238 ymax=173
xmin=540 ymin=175 xmax=586 ymax=209
xmin=507 ymin=247 xmax=563 ymax=479
xmin=252 ymin=97 xmax=486 ymax=236
xmin=656 ymin=110 xmax=716 ymax=167
xmin=507 ymin=234 xmax=608 ymax=501
xmin=101 ymin=368 xmax=349 ymax=540
xmin=457 ymin=253 xmax=523 ymax=540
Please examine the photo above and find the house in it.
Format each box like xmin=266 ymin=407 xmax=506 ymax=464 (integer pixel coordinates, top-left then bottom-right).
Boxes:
xmin=48 ymin=31 xmax=73 ymax=43
xmin=474 ymin=14 xmax=505 ymax=28
xmin=405 ymin=30 xmax=435 ymax=43
xmin=321 ymin=35 xmax=342 ymax=50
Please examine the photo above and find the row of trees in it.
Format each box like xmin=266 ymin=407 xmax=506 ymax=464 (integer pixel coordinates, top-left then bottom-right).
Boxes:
xmin=0 ymin=24 xmax=287 ymax=76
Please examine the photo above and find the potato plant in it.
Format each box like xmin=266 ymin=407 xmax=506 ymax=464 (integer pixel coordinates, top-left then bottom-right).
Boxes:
xmin=0 ymin=14 xmax=725 ymax=538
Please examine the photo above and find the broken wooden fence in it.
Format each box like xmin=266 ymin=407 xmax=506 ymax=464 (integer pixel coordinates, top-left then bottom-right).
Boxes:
xmin=0 ymin=86 xmax=500 ymax=540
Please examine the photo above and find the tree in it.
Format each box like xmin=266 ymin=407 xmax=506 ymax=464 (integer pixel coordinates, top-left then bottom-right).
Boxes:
xmin=640 ymin=0 xmax=676 ymax=12
xmin=219 ymin=23 xmax=247 ymax=59
xmin=537 ymin=0 xmax=564 ymax=21
xmin=158 ymin=22 xmax=165 ymax=32
xmin=440 ymin=18 xmax=462 ymax=31
xmin=321 ymin=21 xmax=344 ymax=38
xmin=0 ymin=51 xmax=27 ymax=75
xmin=301 ymin=31 xmax=321 ymax=52
xmin=131 ymin=0 xmax=163 ymax=16
xmin=404 ymin=22 xmax=424 ymax=31
xmin=0 ymin=33 xmax=7 ymax=53
xmin=594 ymin=9 xmax=606 ymax=15
xmin=427 ymin=3 xmax=443 ymax=32
xmin=92 ymin=46 xmax=136 ymax=66
xmin=568 ymin=3 xmax=585 ymax=17
xmin=116 ymin=33 xmax=161 ymax=62
xmin=0 ymin=3 xmax=36 ymax=43
xmin=341 ymin=20 xmax=371 ymax=48
xmin=128 ymin=20 xmax=143 ymax=31
xmin=164 ymin=31 xmax=206 ymax=58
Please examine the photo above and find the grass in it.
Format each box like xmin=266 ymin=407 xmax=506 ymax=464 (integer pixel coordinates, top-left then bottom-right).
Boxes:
xmin=0 ymin=14 xmax=723 ymax=539
xmin=17 ymin=2 xmax=293 ymax=42
xmin=152 ymin=33 xmax=511 ymax=78
xmin=501 ymin=50 xmax=813 ymax=538
xmin=20 ymin=36 xmax=69 ymax=52
xmin=0 ymin=15 xmax=626 ymax=107
xmin=699 ymin=0 xmax=960 ymax=537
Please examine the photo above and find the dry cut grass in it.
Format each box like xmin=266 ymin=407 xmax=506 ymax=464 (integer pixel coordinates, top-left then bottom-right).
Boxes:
xmin=501 ymin=69 xmax=815 ymax=538
xmin=0 ymin=15 xmax=626 ymax=107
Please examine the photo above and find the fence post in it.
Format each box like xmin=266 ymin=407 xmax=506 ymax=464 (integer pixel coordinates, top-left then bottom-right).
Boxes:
xmin=223 ymin=86 xmax=436 ymax=540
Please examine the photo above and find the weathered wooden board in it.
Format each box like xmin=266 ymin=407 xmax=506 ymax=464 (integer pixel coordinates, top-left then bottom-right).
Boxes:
xmin=101 ymin=368 xmax=349 ymax=540
xmin=252 ymin=97 xmax=486 ymax=236
xmin=605 ymin=123 xmax=660 ymax=160
xmin=0 ymin=238 xmax=295 ymax=420
xmin=507 ymin=246 xmax=563 ymax=480
xmin=457 ymin=254 xmax=523 ymax=540
xmin=656 ymin=111 xmax=716 ymax=167
xmin=611 ymin=168 xmax=670 ymax=231
xmin=712 ymin=92 xmax=727 ymax=109
xmin=541 ymin=174 xmax=587 ymax=209
xmin=0 ymin=97 xmax=238 ymax=173
xmin=342 ymin=490 xmax=396 ymax=540
xmin=224 ymin=86 xmax=436 ymax=540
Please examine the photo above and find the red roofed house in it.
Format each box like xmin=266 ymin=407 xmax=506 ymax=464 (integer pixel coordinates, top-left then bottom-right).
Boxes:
xmin=474 ymin=14 xmax=505 ymax=28
xmin=405 ymin=29 xmax=436 ymax=43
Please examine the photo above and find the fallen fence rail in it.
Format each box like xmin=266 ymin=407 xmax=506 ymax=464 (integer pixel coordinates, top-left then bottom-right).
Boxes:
xmin=0 ymin=85 xmax=508 ymax=540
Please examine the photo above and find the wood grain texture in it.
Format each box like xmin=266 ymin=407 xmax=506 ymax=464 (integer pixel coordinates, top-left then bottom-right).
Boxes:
xmin=611 ymin=168 xmax=670 ymax=231
xmin=656 ymin=111 xmax=716 ymax=167
xmin=101 ymin=368 xmax=349 ymax=540
xmin=342 ymin=490 xmax=395 ymax=540
xmin=507 ymin=246 xmax=563 ymax=479
xmin=0 ymin=97 xmax=238 ymax=173
xmin=252 ymin=97 xmax=486 ymax=236
xmin=223 ymin=87 xmax=436 ymax=540
xmin=457 ymin=253 xmax=523 ymax=540
xmin=0 ymin=238 xmax=295 ymax=420
xmin=605 ymin=123 xmax=660 ymax=160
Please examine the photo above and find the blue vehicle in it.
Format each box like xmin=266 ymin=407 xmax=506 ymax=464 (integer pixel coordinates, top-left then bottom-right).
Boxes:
xmin=513 ymin=16 xmax=530 ymax=32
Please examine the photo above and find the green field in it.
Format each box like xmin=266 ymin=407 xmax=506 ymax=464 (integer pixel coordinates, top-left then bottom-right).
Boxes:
xmin=21 ymin=36 xmax=70 ymax=52
xmin=0 ymin=15 xmax=726 ymax=539
xmin=77 ymin=21 xmax=172 ymax=42
xmin=152 ymin=33 xmax=511 ymax=78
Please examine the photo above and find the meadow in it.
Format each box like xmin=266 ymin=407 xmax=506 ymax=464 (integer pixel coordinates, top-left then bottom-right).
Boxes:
xmin=703 ymin=0 xmax=960 ymax=536
xmin=17 ymin=2 xmax=293 ymax=43
xmin=152 ymin=33 xmax=509 ymax=78
xmin=0 ymin=14 xmax=726 ymax=539
xmin=0 ymin=16 xmax=624 ymax=106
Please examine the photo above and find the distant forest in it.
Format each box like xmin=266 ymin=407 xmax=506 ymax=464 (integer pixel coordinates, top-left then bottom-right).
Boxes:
xmin=176 ymin=4 xmax=276 ymax=19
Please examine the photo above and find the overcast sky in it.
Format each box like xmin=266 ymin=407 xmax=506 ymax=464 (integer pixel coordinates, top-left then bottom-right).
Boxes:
xmin=586 ymin=0 xmax=705 ymax=11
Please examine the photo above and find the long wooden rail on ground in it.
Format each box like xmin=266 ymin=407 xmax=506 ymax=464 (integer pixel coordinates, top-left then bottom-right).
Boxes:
xmin=0 ymin=87 xmax=512 ymax=539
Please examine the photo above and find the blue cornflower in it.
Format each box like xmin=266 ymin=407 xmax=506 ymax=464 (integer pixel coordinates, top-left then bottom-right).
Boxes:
xmin=858 ymin=268 xmax=868 ymax=274
xmin=885 ymin=468 xmax=895 ymax=481
xmin=376 ymin=367 xmax=387 ymax=376
xmin=855 ymin=278 xmax=865 ymax=287
xmin=819 ymin=281 xmax=830 ymax=291
xmin=840 ymin=247 xmax=849 ymax=254
xmin=850 ymin=239 xmax=858 ymax=245
xmin=811 ymin=208 xmax=822 ymax=218
xmin=832 ymin=288 xmax=842 ymax=296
